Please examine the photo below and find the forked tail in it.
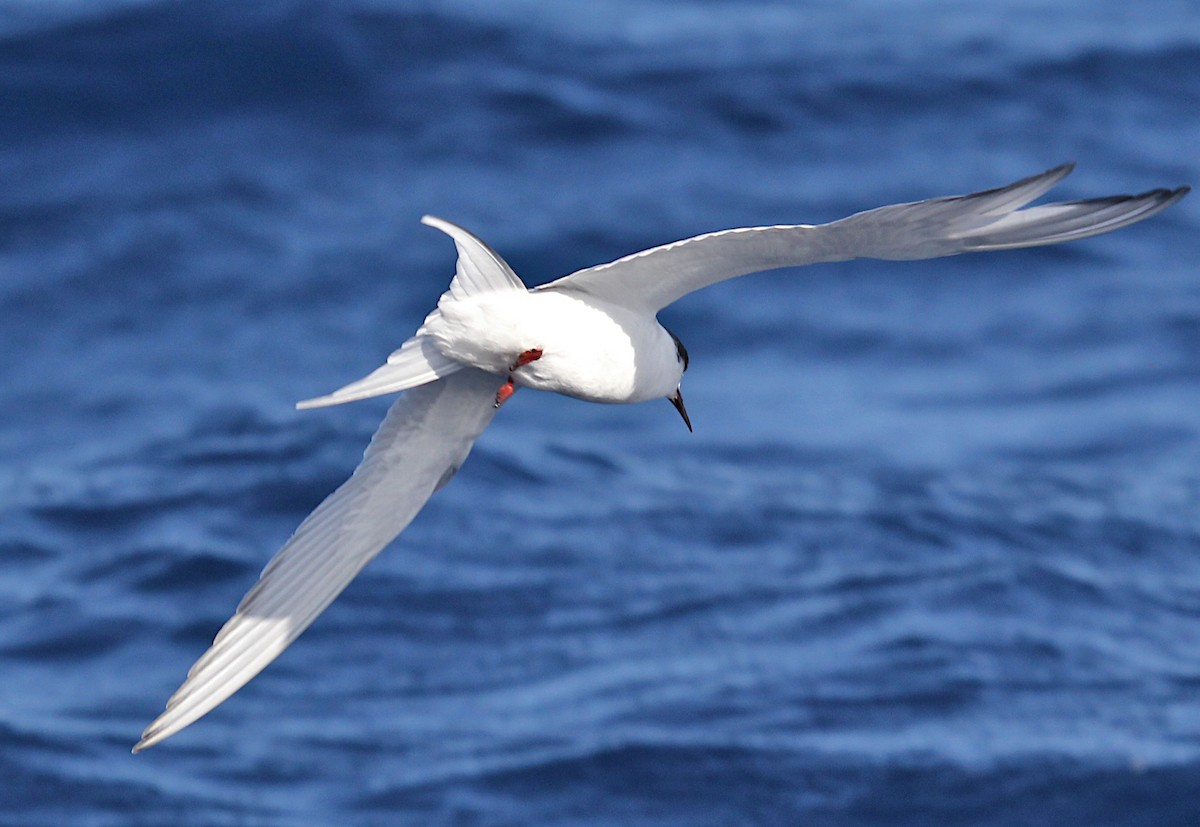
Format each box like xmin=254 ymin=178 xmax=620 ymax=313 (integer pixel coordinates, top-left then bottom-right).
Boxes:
xmin=296 ymin=216 xmax=526 ymax=409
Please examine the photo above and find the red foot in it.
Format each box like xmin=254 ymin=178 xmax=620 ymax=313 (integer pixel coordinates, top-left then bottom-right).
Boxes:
xmin=511 ymin=348 xmax=543 ymax=370
xmin=494 ymin=378 xmax=516 ymax=408
xmin=496 ymin=349 xmax=541 ymax=408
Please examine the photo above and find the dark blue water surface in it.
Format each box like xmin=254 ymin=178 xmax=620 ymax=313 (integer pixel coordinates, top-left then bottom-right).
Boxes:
xmin=3 ymin=1 xmax=1200 ymax=824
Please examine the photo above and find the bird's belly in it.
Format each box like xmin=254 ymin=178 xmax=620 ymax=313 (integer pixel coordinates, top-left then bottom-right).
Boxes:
xmin=426 ymin=290 xmax=669 ymax=403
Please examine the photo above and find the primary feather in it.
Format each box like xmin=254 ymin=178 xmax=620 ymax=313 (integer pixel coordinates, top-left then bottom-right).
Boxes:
xmin=540 ymin=165 xmax=1188 ymax=312
xmin=134 ymin=368 xmax=501 ymax=752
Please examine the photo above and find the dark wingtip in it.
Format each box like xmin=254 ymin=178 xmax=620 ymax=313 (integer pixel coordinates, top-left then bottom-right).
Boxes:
xmin=1044 ymin=161 xmax=1076 ymax=179
xmin=1135 ymin=185 xmax=1191 ymax=216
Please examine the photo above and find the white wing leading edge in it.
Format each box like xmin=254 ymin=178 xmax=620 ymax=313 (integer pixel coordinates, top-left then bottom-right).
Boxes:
xmin=539 ymin=164 xmax=1189 ymax=313
xmin=135 ymin=368 xmax=502 ymax=751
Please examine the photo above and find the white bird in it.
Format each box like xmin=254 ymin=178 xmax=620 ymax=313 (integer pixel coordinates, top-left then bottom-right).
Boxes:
xmin=135 ymin=164 xmax=1187 ymax=751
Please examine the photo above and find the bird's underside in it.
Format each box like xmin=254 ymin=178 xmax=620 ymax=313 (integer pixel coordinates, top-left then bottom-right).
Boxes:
xmin=135 ymin=164 xmax=1187 ymax=752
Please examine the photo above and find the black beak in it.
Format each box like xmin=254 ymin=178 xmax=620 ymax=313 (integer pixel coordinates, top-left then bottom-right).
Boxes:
xmin=669 ymin=388 xmax=693 ymax=433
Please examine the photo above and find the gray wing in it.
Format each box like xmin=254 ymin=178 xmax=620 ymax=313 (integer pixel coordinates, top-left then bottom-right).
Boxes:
xmin=538 ymin=165 xmax=1188 ymax=313
xmin=134 ymin=368 xmax=502 ymax=751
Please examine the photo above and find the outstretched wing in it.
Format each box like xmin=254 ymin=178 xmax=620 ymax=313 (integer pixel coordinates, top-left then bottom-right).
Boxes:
xmin=538 ymin=164 xmax=1188 ymax=313
xmin=135 ymin=368 xmax=502 ymax=751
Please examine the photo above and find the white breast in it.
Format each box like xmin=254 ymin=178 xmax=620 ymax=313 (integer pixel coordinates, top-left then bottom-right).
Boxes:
xmin=424 ymin=289 xmax=683 ymax=404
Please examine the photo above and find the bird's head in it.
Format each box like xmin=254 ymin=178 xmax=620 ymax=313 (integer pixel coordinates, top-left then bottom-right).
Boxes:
xmin=665 ymin=329 xmax=692 ymax=433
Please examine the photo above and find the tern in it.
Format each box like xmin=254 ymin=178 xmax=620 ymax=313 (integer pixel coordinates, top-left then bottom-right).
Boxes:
xmin=135 ymin=164 xmax=1187 ymax=751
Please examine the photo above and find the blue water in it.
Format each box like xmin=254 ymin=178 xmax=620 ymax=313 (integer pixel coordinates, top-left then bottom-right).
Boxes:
xmin=2 ymin=1 xmax=1199 ymax=823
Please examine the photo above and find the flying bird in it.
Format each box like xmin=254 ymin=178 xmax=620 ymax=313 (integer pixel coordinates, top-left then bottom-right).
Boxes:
xmin=135 ymin=164 xmax=1188 ymax=751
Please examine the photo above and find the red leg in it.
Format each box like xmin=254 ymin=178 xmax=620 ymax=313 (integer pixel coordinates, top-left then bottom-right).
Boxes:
xmin=494 ymin=377 xmax=516 ymax=408
xmin=511 ymin=348 xmax=543 ymax=370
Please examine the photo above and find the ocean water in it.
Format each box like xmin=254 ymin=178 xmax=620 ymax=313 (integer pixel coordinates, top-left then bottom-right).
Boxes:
xmin=2 ymin=1 xmax=1199 ymax=824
